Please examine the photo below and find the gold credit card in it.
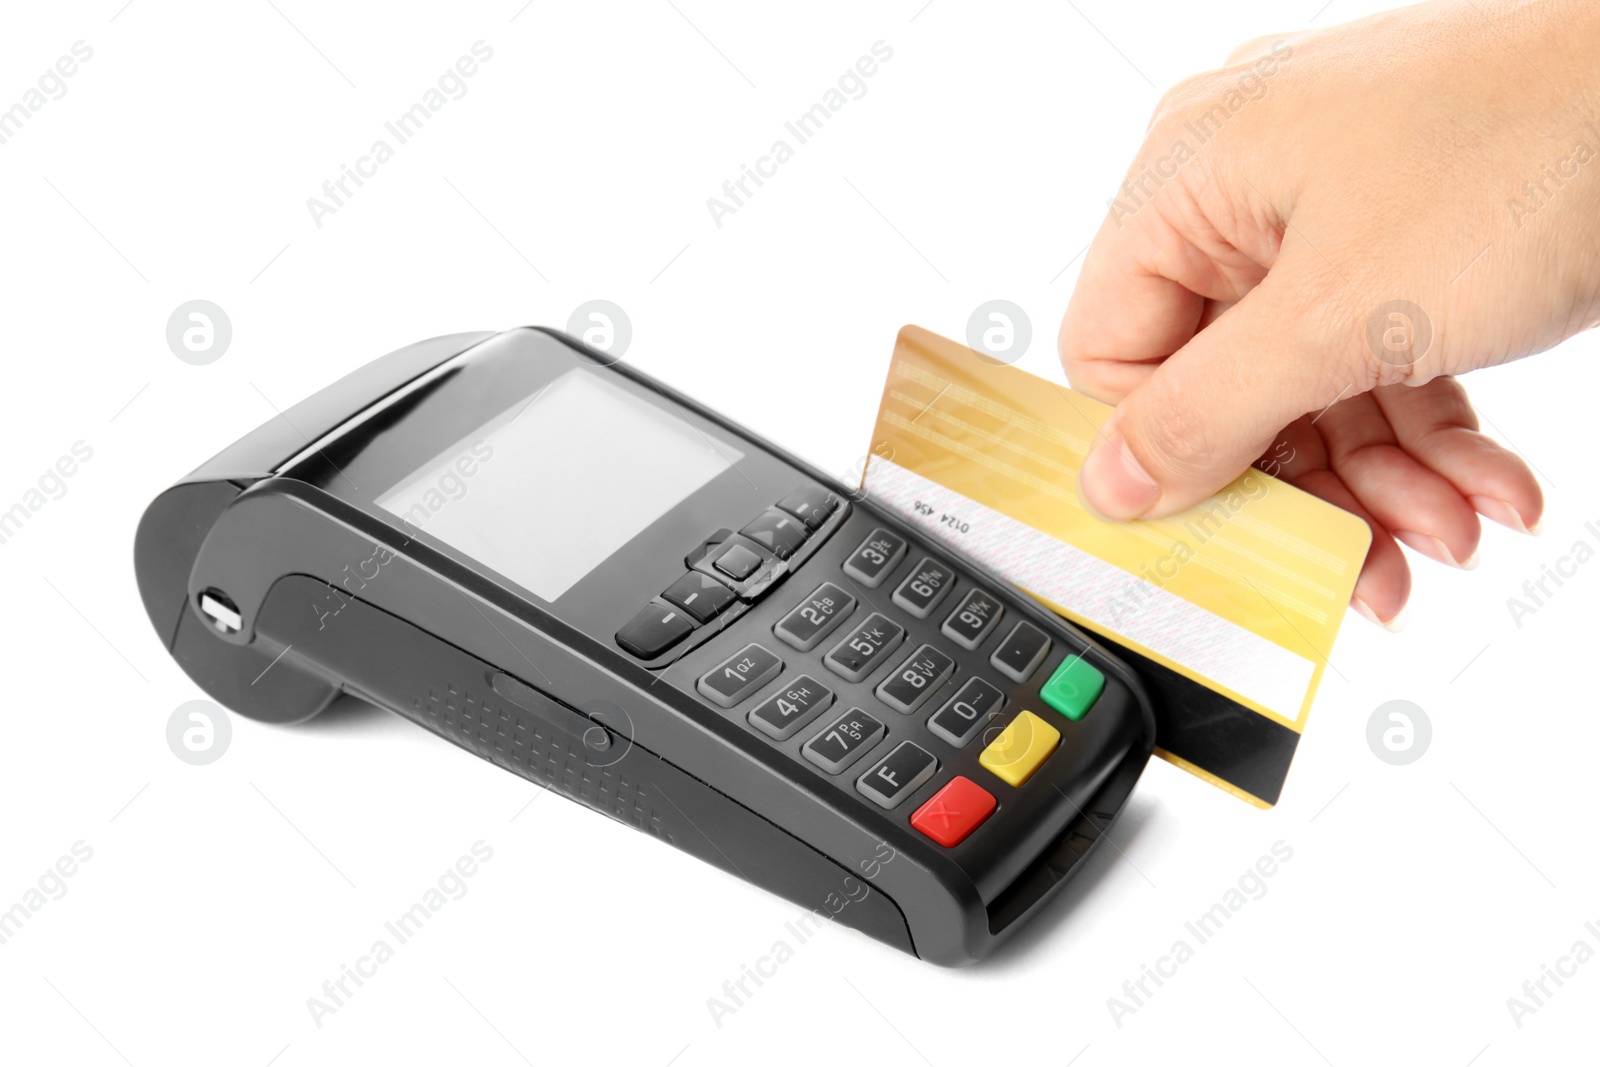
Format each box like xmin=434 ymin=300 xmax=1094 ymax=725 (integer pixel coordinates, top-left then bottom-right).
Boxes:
xmin=862 ymin=326 xmax=1371 ymax=807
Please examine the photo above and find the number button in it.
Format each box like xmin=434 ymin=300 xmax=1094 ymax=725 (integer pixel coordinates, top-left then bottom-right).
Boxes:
xmin=697 ymin=643 xmax=784 ymax=708
xmin=802 ymin=708 xmax=887 ymax=774
xmin=823 ymin=613 xmax=906 ymax=683
xmin=774 ymin=582 xmax=857 ymax=652
xmin=941 ymin=588 xmax=1004 ymax=650
xmin=856 ymin=742 xmax=939 ymax=810
xmin=842 ymin=529 xmax=907 ymax=588
xmin=748 ymin=675 xmax=835 ymax=741
xmin=876 ymin=645 xmax=956 ymax=715
xmin=989 ymin=621 xmax=1052 ymax=683
xmin=927 ymin=678 xmax=1006 ymax=748
xmin=892 ymin=557 xmax=954 ymax=618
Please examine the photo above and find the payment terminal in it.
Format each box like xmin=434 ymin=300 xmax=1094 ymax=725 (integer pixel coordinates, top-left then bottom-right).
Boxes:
xmin=134 ymin=328 xmax=1156 ymax=965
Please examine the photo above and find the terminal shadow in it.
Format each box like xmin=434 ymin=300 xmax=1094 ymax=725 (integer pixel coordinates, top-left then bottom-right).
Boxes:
xmin=280 ymin=691 xmax=390 ymax=734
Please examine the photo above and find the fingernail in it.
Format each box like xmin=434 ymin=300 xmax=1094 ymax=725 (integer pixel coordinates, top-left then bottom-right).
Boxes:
xmin=1352 ymin=597 xmax=1407 ymax=632
xmin=1394 ymin=530 xmax=1476 ymax=569
xmin=1469 ymin=495 xmax=1535 ymax=535
xmin=1080 ymin=432 xmax=1160 ymax=521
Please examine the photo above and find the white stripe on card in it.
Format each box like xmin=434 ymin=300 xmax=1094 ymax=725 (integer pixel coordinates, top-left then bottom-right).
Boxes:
xmin=862 ymin=457 xmax=1315 ymax=722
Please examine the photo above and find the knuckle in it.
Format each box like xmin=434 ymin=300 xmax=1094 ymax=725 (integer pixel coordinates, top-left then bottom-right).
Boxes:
xmin=1149 ymin=73 xmax=1215 ymax=128
xmin=1286 ymin=273 xmax=1393 ymax=395
xmin=1225 ymin=34 xmax=1283 ymax=66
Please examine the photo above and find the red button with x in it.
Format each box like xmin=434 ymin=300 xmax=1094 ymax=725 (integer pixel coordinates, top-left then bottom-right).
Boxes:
xmin=911 ymin=776 xmax=997 ymax=847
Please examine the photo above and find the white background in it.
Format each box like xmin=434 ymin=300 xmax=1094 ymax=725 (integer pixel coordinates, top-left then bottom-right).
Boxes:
xmin=1 ymin=1 xmax=1596 ymax=1064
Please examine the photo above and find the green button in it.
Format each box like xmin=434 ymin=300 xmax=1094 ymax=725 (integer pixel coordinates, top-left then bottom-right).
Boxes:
xmin=1039 ymin=655 xmax=1105 ymax=721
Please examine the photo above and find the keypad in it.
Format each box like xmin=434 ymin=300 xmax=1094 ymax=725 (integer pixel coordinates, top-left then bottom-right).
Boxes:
xmin=615 ymin=602 xmax=694 ymax=658
xmin=856 ymin=742 xmax=939 ymax=809
xmin=777 ymin=486 xmax=840 ymax=530
xmin=803 ymin=708 xmax=886 ymax=774
xmin=941 ymin=588 xmax=1004 ymax=650
xmin=657 ymin=486 xmax=1098 ymax=853
xmin=876 ymin=644 xmax=955 ymax=715
xmin=927 ymin=677 xmax=1006 ymax=748
xmin=748 ymin=675 xmax=834 ymax=741
xmin=697 ymin=643 xmax=784 ymax=708
xmin=892 ymin=557 xmax=955 ymax=619
xmin=841 ymin=528 xmax=907 ymax=588
xmin=661 ymin=571 xmax=736 ymax=623
xmin=823 ymin=613 xmax=906 ymax=683
xmin=990 ymin=621 xmax=1052 ymax=682
xmin=773 ymin=582 xmax=857 ymax=652
xmin=740 ymin=510 xmax=808 ymax=560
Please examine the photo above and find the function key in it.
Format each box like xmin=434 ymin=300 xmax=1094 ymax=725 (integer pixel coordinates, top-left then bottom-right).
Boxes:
xmin=990 ymin=621 xmax=1052 ymax=683
xmin=712 ymin=542 xmax=763 ymax=581
xmin=661 ymin=571 xmax=737 ymax=623
xmin=856 ymin=742 xmax=939 ymax=810
xmin=978 ymin=710 xmax=1060 ymax=787
xmin=941 ymin=588 xmax=1005 ymax=650
xmin=842 ymin=528 xmax=907 ymax=588
xmin=911 ymin=776 xmax=997 ymax=847
xmin=892 ymin=557 xmax=955 ymax=619
xmin=823 ymin=613 xmax=906 ymax=683
xmin=697 ymin=643 xmax=784 ymax=708
xmin=615 ymin=602 xmax=694 ymax=658
xmin=803 ymin=707 xmax=886 ymax=774
xmin=927 ymin=678 xmax=1005 ymax=748
xmin=776 ymin=486 xmax=840 ymax=531
xmin=876 ymin=644 xmax=956 ymax=715
xmin=684 ymin=528 xmax=734 ymax=570
xmin=774 ymin=582 xmax=857 ymax=652
xmin=739 ymin=510 xmax=808 ymax=560
xmin=1038 ymin=654 xmax=1106 ymax=722
xmin=749 ymin=675 xmax=835 ymax=741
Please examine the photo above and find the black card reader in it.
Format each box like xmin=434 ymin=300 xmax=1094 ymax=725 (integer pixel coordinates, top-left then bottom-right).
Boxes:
xmin=134 ymin=327 xmax=1156 ymax=966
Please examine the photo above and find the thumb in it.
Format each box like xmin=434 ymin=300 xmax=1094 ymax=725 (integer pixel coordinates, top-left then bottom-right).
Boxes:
xmin=1078 ymin=277 xmax=1354 ymax=520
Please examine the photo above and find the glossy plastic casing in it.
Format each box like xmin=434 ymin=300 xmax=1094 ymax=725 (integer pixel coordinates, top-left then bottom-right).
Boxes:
xmin=133 ymin=327 xmax=1157 ymax=966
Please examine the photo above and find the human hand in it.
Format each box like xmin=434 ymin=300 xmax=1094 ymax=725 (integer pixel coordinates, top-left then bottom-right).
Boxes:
xmin=1058 ymin=0 xmax=1600 ymax=627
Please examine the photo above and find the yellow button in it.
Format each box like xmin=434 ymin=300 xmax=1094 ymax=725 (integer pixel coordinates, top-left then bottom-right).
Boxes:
xmin=978 ymin=710 xmax=1060 ymax=787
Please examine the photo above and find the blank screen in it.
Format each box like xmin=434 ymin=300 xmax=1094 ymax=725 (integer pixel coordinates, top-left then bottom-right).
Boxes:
xmin=375 ymin=368 xmax=741 ymax=600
